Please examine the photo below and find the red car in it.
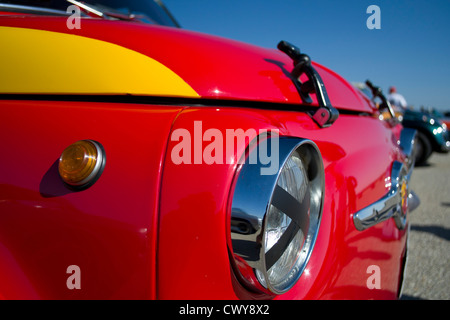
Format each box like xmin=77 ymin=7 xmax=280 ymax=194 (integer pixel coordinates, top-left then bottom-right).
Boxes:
xmin=0 ymin=0 xmax=419 ymax=300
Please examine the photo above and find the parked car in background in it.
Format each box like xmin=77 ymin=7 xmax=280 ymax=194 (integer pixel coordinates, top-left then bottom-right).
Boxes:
xmin=402 ymin=109 xmax=450 ymax=164
xmin=0 ymin=0 xmax=419 ymax=300
xmin=420 ymin=107 xmax=450 ymax=129
xmin=355 ymin=81 xmax=450 ymax=165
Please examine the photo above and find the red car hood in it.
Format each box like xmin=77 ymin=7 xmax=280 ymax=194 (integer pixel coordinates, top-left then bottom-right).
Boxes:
xmin=0 ymin=16 xmax=375 ymax=114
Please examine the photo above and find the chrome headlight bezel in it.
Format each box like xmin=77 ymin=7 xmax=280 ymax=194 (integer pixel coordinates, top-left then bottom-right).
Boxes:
xmin=229 ymin=136 xmax=325 ymax=295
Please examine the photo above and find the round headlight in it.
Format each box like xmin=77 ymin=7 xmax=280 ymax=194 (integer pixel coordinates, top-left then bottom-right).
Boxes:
xmin=58 ymin=140 xmax=106 ymax=190
xmin=229 ymin=137 xmax=324 ymax=295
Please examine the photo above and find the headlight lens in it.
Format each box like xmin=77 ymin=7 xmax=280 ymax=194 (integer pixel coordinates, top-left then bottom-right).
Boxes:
xmin=229 ymin=137 xmax=324 ymax=295
xmin=264 ymin=154 xmax=309 ymax=290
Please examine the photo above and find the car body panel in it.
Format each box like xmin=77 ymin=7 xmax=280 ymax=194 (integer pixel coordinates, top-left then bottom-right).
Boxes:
xmin=0 ymin=8 xmax=411 ymax=300
xmin=157 ymin=107 xmax=406 ymax=300
xmin=0 ymin=17 xmax=374 ymax=114
xmin=0 ymin=99 xmax=185 ymax=299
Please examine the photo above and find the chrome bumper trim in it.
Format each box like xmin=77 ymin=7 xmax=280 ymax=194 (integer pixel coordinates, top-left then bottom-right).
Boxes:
xmin=353 ymin=161 xmax=409 ymax=231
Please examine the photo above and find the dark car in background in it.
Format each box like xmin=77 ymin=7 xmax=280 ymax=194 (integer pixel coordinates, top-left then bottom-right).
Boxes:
xmin=401 ymin=109 xmax=449 ymax=164
xmin=354 ymin=82 xmax=450 ymax=165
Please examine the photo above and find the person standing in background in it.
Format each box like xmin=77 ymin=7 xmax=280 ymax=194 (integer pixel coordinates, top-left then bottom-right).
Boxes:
xmin=387 ymin=86 xmax=408 ymax=112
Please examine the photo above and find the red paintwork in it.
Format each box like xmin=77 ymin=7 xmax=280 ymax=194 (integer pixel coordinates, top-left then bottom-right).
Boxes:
xmin=0 ymin=14 xmax=409 ymax=299
xmin=0 ymin=11 xmax=30 ymax=15
xmin=0 ymin=16 xmax=375 ymax=113
xmin=158 ymin=108 xmax=406 ymax=300
xmin=0 ymin=101 xmax=185 ymax=299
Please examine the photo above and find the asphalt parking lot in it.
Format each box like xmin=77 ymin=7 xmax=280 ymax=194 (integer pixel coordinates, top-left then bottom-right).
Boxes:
xmin=401 ymin=152 xmax=450 ymax=300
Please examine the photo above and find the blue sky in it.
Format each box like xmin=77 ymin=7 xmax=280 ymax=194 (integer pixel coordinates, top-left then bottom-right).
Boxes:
xmin=163 ymin=0 xmax=450 ymax=112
